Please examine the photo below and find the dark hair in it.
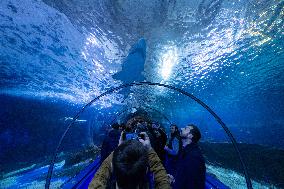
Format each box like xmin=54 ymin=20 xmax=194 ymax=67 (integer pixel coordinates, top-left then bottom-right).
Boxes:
xmin=188 ymin=124 xmax=201 ymax=143
xmin=170 ymin=124 xmax=180 ymax=137
xmin=111 ymin=123 xmax=120 ymax=130
xmin=119 ymin=123 xmax=126 ymax=130
xmin=112 ymin=140 xmax=149 ymax=189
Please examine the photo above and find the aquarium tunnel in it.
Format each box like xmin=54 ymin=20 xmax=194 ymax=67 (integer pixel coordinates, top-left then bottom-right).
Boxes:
xmin=0 ymin=0 xmax=284 ymax=188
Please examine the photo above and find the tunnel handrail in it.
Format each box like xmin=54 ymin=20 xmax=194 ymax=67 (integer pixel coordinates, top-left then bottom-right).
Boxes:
xmin=45 ymin=81 xmax=252 ymax=189
xmin=108 ymin=106 xmax=172 ymax=126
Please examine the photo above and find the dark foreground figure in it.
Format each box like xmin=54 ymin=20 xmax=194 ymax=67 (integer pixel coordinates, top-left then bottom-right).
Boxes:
xmin=148 ymin=122 xmax=167 ymax=164
xmin=100 ymin=123 xmax=121 ymax=162
xmin=92 ymin=120 xmax=205 ymax=189
xmin=89 ymin=132 xmax=170 ymax=189
xmin=174 ymin=124 xmax=206 ymax=189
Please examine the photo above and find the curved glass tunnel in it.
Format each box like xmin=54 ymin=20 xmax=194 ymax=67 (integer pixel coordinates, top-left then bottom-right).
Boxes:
xmin=0 ymin=0 xmax=284 ymax=188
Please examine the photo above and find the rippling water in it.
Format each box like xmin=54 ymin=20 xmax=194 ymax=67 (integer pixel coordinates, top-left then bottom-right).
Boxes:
xmin=1 ymin=0 xmax=283 ymax=140
xmin=0 ymin=0 xmax=284 ymax=187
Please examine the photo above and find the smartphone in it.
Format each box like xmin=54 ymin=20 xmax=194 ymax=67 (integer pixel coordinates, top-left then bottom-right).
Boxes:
xmin=125 ymin=133 xmax=138 ymax=140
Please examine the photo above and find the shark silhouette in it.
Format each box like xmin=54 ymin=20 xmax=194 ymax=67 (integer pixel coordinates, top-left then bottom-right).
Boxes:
xmin=113 ymin=38 xmax=146 ymax=83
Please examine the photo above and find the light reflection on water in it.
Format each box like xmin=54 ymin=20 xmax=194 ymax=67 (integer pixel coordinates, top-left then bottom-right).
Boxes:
xmin=0 ymin=0 xmax=283 ymax=137
xmin=0 ymin=1 xmax=283 ymax=188
xmin=1 ymin=0 xmax=282 ymax=105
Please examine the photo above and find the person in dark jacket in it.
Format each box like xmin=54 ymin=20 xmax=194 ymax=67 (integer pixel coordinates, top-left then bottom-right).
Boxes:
xmin=174 ymin=124 xmax=206 ymax=189
xmin=89 ymin=132 xmax=171 ymax=189
xmin=100 ymin=123 xmax=121 ymax=162
xmin=148 ymin=122 xmax=167 ymax=163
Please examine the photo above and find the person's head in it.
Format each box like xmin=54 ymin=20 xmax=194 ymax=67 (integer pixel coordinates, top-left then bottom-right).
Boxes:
xmin=170 ymin=124 xmax=179 ymax=136
xmin=151 ymin=122 xmax=160 ymax=129
xmin=135 ymin=122 xmax=147 ymax=133
xmin=112 ymin=123 xmax=120 ymax=130
xmin=180 ymin=124 xmax=201 ymax=144
xmin=113 ymin=140 xmax=149 ymax=189
xmin=125 ymin=123 xmax=133 ymax=132
xmin=119 ymin=123 xmax=125 ymax=131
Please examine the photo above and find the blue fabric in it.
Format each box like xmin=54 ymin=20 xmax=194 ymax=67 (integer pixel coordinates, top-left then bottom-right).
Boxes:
xmin=174 ymin=143 xmax=206 ymax=189
xmin=165 ymin=154 xmax=178 ymax=177
xmin=166 ymin=138 xmax=179 ymax=155
xmin=165 ymin=136 xmax=181 ymax=176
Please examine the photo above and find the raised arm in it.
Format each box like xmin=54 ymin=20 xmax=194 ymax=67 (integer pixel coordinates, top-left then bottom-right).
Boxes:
xmin=139 ymin=132 xmax=171 ymax=189
xmin=148 ymin=149 xmax=171 ymax=189
xmin=165 ymin=138 xmax=179 ymax=156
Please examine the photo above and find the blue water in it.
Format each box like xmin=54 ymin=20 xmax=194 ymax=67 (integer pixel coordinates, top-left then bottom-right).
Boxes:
xmin=0 ymin=0 xmax=284 ymax=188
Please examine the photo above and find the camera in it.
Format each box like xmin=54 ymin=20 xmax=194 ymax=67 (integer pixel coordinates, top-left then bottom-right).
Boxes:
xmin=122 ymin=132 xmax=146 ymax=141
xmin=125 ymin=133 xmax=138 ymax=140
xmin=122 ymin=121 xmax=149 ymax=141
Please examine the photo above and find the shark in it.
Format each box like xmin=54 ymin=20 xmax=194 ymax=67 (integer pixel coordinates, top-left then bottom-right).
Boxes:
xmin=113 ymin=38 xmax=146 ymax=84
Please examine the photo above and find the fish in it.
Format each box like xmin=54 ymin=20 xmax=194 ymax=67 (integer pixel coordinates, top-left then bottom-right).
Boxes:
xmin=113 ymin=38 xmax=146 ymax=83
xmin=63 ymin=117 xmax=87 ymax=123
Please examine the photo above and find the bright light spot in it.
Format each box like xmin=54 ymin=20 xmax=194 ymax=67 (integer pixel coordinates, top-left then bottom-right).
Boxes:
xmin=247 ymin=30 xmax=272 ymax=46
xmin=225 ymin=28 xmax=233 ymax=41
xmin=86 ymin=33 xmax=98 ymax=45
xmin=81 ymin=52 xmax=87 ymax=60
xmin=160 ymin=47 xmax=179 ymax=80
xmin=131 ymin=108 xmax=137 ymax=113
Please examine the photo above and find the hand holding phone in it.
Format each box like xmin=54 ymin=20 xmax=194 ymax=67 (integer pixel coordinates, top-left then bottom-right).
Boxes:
xmin=138 ymin=132 xmax=152 ymax=150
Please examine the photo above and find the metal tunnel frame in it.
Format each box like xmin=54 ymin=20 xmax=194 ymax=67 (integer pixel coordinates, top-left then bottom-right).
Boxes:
xmin=45 ymin=81 xmax=253 ymax=189
xmin=108 ymin=106 xmax=172 ymax=126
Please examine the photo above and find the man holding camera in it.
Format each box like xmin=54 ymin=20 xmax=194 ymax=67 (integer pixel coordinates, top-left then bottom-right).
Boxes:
xmin=89 ymin=131 xmax=171 ymax=189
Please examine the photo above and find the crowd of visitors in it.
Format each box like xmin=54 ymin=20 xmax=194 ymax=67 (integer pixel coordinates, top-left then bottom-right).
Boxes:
xmin=89 ymin=116 xmax=206 ymax=189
